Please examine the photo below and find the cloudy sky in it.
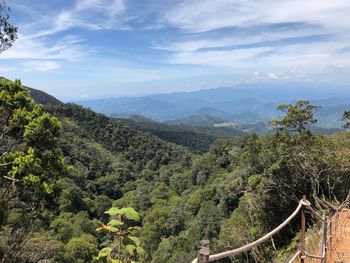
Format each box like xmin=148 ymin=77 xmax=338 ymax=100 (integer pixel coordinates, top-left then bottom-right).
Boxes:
xmin=1 ymin=0 xmax=350 ymax=100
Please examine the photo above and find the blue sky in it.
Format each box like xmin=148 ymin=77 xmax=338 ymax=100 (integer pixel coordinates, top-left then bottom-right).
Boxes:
xmin=1 ymin=0 xmax=350 ymax=101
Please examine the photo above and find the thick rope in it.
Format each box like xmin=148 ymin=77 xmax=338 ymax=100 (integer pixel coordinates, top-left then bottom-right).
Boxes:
xmin=287 ymin=250 xmax=300 ymax=263
xmin=305 ymin=251 xmax=325 ymax=259
xmin=192 ymin=200 xmax=307 ymax=263
xmin=306 ymin=205 xmax=326 ymax=222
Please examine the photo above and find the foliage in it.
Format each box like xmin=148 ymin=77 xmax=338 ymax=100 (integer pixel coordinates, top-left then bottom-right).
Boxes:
xmin=119 ymin=117 xmax=243 ymax=153
xmin=0 ymin=0 xmax=17 ymax=53
xmin=64 ymin=234 xmax=98 ymax=263
xmin=2 ymin=79 xmax=350 ymax=263
xmin=96 ymin=207 xmax=144 ymax=263
xmin=0 ymin=79 xmax=66 ymax=262
xmin=342 ymin=110 xmax=350 ymax=130
xmin=270 ymin=100 xmax=320 ymax=133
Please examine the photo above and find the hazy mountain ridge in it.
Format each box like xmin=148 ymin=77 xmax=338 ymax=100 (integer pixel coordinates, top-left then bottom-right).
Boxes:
xmin=76 ymin=83 xmax=350 ymax=128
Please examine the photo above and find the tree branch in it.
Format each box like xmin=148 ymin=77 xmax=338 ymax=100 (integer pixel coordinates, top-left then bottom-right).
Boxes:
xmin=2 ymin=175 xmax=19 ymax=182
xmin=0 ymin=161 xmax=11 ymax=167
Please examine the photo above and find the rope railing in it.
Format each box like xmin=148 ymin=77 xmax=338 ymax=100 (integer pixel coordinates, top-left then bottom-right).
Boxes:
xmin=286 ymin=193 xmax=350 ymax=263
xmin=192 ymin=192 xmax=350 ymax=263
xmin=192 ymin=199 xmax=308 ymax=263
xmin=287 ymin=250 xmax=300 ymax=263
xmin=304 ymin=251 xmax=325 ymax=259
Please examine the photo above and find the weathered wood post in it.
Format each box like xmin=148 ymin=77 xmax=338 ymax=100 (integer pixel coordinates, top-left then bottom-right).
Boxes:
xmin=197 ymin=240 xmax=210 ymax=263
xmin=321 ymin=212 xmax=327 ymax=263
xmin=329 ymin=218 xmax=333 ymax=259
xmin=300 ymin=195 xmax=306 ymax=263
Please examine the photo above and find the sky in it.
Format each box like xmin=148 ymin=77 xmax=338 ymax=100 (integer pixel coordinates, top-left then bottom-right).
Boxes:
xmin=1 ymin=0 xmax=350 ymax=101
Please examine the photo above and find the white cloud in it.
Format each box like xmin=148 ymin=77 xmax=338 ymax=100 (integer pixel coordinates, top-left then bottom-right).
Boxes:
xmin=153 ymin=26 xmax=328 ymax=52
xmin=22 ymin=61 xmax=60 ymax=72
xmin=0 ymin=0 xmax=125 ymax=64
xmin=248 ymin=71 xmax=305 ymax=81
xmin=4 ymin=0 xmax=350 ymax=94
xmin=0 ymin=34 xmax=88 ymax=61
xmin=108 ymin=66 xmax=209 ymax=81
xmin=168 ymin=47 xmax=272 ymax=67
xmin=164 ymin=0 xmax=350 ymax=33
xmin=155 ymin=0 xmax=350 ymax=77
xmin=165 ymin=38 xmax=350 ymax=75
xmin=30 ymin=0 xmax=126 ymax=38
xmin=328 ymin=64 xmax=350 ymax=75
xmin=79 ymin=88 xmax=89 ymax=98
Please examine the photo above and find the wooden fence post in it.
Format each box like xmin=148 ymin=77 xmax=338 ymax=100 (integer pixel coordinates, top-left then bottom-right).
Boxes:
xmin=321 ymin=212 xmax=327 ymax=263
xmin=300 ymin=195 xmax=306 ymax=263
xmin=329 ymin=218 xmax=333 ymax=260
xmin=197 ymin=240 xmax=210 ymax=263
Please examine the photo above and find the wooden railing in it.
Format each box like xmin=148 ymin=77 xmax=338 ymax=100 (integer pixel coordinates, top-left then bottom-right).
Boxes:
xmin=192 ymin=193 xmax=350 ymax=263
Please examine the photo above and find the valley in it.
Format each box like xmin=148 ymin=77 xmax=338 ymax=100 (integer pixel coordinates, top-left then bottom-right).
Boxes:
xmin=2 ymin=78 xmax=350 ymax=263
xmin=2 ymin=1 xmax=350 ymax=262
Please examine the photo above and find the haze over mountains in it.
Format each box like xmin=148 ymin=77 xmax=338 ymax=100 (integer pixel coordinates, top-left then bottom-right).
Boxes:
xmin=76 ymin=82 xmax=350 ymax=129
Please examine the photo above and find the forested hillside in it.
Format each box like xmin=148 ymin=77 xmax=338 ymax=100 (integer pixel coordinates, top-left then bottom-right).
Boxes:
xmin=116 ymin=115 xmax=243 ymax=153
xmin=1 ymin=78 xmax=350 ymax=263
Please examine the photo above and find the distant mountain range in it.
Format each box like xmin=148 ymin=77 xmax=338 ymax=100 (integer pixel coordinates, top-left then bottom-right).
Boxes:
xmin=76 ymin=82 xmax=350 ymax=128
xmin=1 ymin=76 xmax=340 ymax=152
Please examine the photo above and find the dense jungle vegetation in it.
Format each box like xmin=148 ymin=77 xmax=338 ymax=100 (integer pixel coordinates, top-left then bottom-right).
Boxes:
xmin=1 ymin=78 xmax=350 ymax=263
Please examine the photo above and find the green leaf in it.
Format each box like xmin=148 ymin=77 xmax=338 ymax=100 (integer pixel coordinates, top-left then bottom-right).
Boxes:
xmin=105 ymin=207 xmax=121 ymax=216
xmin=119 ymin=207 xmax=140 ymax=221
xmin=98 ymin=247 xmax=112 ymax=258
xmin=108 ymin=226 xmax=118 ymax=232
xmin=123 ymin=237 xmax=135 ymax=246
xmin=136 ymin=246 xmax=145 ymax=255
xmin=129 ymin=236 xmax=141 ymax=246
xmin=128 ymin=226 xmax=141 ymax=235
xmin=107 ymin=219 xmax=124 ymax=227
xmin=126 ymin=244 xmax=136 ymax=256
xmin=42 ymin=182 xmax=53 ymax=194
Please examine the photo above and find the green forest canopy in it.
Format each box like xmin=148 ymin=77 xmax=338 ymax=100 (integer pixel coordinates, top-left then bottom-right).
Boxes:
xmin=1 ymin=78 xmax=350 ymax=263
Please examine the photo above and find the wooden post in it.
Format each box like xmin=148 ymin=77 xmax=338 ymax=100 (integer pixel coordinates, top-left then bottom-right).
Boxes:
xmin=335 ymin=210 xmax=339 ymax=233
xmin=321 ymin=212 xmax=327 ymax=263
xmin=197 ymin=240 xmax=210 ymax=263
xmin=300 ymin=195 xmax=306 ymax=263
xmin=329 ymin=218 xmax=333 ymax=260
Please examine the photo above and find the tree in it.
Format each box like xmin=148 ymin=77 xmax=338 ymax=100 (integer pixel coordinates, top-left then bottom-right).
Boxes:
xmin=64 ymin=234 xmax=98 ymax=263
xmin=0 ymin=79 xmax=64 ymax=201
xmin=0 ymin=0 xmax=17 ymax=53
xmin=270 ymin=100 xmax=320 ymax=134
xmin=0 ymin=78 xmax=66 ymax=262
xmin=16 ymin=233 xmax=64 ymax=263
xmin=342 ymin=111 xmax=350 ymax=130
xmin=261 ymin=100 xmax=349 ymax=234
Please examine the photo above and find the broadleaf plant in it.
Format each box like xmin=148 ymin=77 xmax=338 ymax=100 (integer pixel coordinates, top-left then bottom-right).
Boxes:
xmin=96 ymin=207 xmax=143 ymax=263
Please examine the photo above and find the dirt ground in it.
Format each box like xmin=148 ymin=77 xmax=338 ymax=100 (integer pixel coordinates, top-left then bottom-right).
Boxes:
xmin=328 ymin=209 xmax=350 ymax=263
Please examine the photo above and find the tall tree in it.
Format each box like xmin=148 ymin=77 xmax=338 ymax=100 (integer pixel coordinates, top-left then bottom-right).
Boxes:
xmin=0 ymin=78 xmax=66 ymax=262
xmin=342 ymin=111 xmax=350 ymax=130
xmin=0 ymin=0 xmax=17 ymax=53
xmin=270 ymin=100 xmax=320 ymax=134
